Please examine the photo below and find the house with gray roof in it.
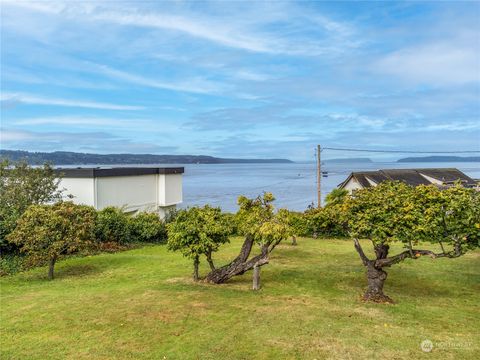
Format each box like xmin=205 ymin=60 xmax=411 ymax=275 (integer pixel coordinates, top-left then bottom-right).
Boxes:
xmin=338 ymin=168 xmax=477 ymax=193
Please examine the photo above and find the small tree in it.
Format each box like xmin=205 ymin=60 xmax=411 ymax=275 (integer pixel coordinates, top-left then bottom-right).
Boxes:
xmin=348 ymin=181 xmax=480 ymax=303
xmin=277 ymin=209 xmax=306 ymax=245
xmin=167 ymin=206 xmax=231 ymax=281
xmin=0 ymin=160 xmax=63 ymax=253
xmin=205 ymin=193 xmax=290 ymax=285
xmin=7 ymin=202 xmax=96 ymax=279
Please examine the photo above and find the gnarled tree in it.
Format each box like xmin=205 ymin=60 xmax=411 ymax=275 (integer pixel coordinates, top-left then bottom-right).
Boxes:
xmin=166 ymin=206 xmax=231 ymax=281
xmin=205 ymin=193 xmax=289 ymax=284
xmin=348 ymin=181 xmax=480 ymax=303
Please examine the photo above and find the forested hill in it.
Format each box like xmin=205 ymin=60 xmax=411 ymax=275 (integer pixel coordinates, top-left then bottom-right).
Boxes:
xmin=0 ymin=150 xmax=293 ymax=165
xmin=397 ymin=156 xmax=480 ymax=162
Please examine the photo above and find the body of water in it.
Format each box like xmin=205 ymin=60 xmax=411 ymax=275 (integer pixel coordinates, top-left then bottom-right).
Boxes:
xmin=180 ymin=162 xmax=480 ymax=212
xmin=55 ymin=162 xmax=480 ymax=212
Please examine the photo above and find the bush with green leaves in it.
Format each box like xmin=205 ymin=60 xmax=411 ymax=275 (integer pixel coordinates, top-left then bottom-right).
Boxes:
xmin=0 ymin=160 xmax=63 ymax=253
xmin=348 ymin=181 xmax=480 ymax=303
xmin=277 ymin=209 xmax=308 ymax=245
xmin=304 ymin=204 xmax=349 ymax=238
xmin=95 ymin=207 xmax=132 ymax=244
xmin=0 ymin=254 xmax=27 ymax=276
xmin=129 ymin=212 xmax=167 ymax=243
xmin=167 ymin=206 xmax=231 ymax=281
xmin=6 ymin=202 xmax=96 ymax=280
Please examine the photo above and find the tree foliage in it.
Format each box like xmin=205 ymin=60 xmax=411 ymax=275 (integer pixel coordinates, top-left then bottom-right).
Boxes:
xmin=236 ymin=193 xmax=290 ymax=247
xmin=167 ymin=206 xmax=231 ymax=280
xmin=304 ymin=202 xmax=349 ymax=238
xmin=348 ymin=181 xmax=480 ymax=302
xmin=0 ymin=160 xmax=63 ymax=252
xmin=325 ymin=188 xmax=348 ymax=206
xmin=6 ymin=202 xmax=96 ymax=279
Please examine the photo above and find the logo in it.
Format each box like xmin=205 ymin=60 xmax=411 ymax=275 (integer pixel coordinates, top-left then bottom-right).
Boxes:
xmin=421 ymin=339 xmax=433 ymax=352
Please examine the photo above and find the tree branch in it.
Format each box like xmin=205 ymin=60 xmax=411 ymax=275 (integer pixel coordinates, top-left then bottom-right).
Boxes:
xmin=375 ymin=247 xmax=465 ymax=268
xmin=206 ymin=250 xmax=216 ymax=271
xmin=268 ymin=238 xmax=283 ymax=254
xmin=353 ymin=238 xmax=370 ymax=266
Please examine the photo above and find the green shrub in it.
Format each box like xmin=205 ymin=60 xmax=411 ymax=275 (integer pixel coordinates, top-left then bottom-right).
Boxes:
xmin=0 ymin=254 xmax=27 ymax=276
xmin=129 ymin=212 xmax=167 ymax=243
xmin=304 ymin=204 xmax=349 ymax=238
xmin=6 ymin=201 xmax=96 ymax=280
xmin=95 ymin=207 xmax=132 ymax=244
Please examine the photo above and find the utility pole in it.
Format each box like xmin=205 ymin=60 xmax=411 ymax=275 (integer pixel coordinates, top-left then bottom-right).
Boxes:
xmin=316 ymin=144 xmax=321 ymax=208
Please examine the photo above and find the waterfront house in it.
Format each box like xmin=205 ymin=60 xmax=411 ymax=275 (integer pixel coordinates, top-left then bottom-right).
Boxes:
xmin=55 ymin=167 xmax=184 ymax=218
xmin=338 ymin=168 xmax=476 ymax=193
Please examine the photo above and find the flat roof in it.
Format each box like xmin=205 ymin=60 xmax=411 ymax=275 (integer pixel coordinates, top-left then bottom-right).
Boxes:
xmin=55 ymin=167 xmax=184 ymax=178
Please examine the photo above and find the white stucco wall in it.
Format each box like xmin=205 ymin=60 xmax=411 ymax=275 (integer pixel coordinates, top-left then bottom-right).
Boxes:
xmin=59 ymin=177 xmax=95 ymax=206
xmin=163 ymin=174 xmax=183 ymax=206
xmin=96 ymin=174 xmax=158 ymax=212
xmin=58 ymin=172 xmax=183 ymax=218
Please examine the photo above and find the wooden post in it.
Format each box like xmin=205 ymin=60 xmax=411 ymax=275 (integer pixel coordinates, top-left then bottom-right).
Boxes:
xmin=317 ymin=144 xmax=321 ymax=208
xmin=253 ymin=264 xmax=260 ymax=290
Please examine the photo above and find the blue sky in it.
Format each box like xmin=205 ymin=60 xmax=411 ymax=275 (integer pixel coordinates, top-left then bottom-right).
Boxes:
xmin=1 ymin=0 xmax=479 ymax=161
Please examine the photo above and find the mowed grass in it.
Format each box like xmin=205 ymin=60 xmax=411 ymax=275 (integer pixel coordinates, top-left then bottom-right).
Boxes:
xmin=1 ymin=238 xmax=479 ymax=360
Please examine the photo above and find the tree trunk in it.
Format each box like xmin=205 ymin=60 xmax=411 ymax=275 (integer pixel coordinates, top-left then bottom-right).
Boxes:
xmin=252 ymin=264 xmax=261 ymax=290
xmin=363 ymin=263 xmax=392 ymax=303
xmin=205 ymin=236 xmax=269 ymax=284
xmin=193 ymin=255 xmax=199 ymax=282
xmin=291 ymin=235 xmax=297 ymax=246
xmin=48 ymin=256 xmax=56 ymax=280
xmin=353 ymin=239 xmax=393 ymax=303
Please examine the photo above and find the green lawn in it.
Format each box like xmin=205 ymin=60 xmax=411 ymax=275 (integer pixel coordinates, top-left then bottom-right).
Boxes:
xmin=1 ymin=238 xmax=479 ymax=359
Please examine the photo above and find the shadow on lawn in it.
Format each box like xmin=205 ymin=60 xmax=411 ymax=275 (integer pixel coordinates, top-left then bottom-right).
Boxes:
xmin=54 ymin=264 xmax=101 ymax=279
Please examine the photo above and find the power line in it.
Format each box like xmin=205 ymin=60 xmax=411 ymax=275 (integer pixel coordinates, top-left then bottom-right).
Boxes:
xmin=322 ymin=147 xmax=480 ymax=154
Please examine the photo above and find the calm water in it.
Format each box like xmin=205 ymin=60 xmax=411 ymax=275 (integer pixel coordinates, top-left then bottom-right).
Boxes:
xmin=180 ymin=162 xmax=480 ymax=212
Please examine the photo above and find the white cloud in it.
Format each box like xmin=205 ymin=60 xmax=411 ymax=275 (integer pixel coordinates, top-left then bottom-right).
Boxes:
xmin=11 ymin=116 xmax=182 ymax=132
xmin=0 ymin=129 xmax=35 ymax=142
xmin=92 ymin=64 xmax=224 ymax=94
xmin=1 ymin=92 xmax=144 ymax=111
xmin=375 ymin=42 xmax=480 ymax=85
xmin=0 ymin=128 xmax=177 ymax=153
xmin=1 ymin=0 xmax=357 ymax=56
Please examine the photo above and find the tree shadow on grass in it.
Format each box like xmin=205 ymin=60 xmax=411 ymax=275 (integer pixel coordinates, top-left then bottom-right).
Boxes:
xmin=54 ymin=264 xmax=101 ymax=279
xmin=20 ymin=254 xmax=139 ymax=282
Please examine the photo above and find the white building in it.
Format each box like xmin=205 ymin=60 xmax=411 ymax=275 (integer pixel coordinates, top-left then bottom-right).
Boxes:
xmin=338 ymin=168 xmax=476 ymax=193
xmin=55 ymin=167 xmax=184 ymax=218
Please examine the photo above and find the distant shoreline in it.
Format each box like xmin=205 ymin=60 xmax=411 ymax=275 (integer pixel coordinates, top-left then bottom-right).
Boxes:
xmin=0 ymin=150 xmax=293 ymax=165
xmin=397 ymin=156 xmax=480 ymax=163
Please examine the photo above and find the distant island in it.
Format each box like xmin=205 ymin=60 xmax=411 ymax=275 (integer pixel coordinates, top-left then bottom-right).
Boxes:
xmin=0 ymin=150 xmax=293 ymax=165
xmin=397 ymin=156 xmax=480 ymax=163
xmin=324 ymin=158 xmax=373 ymax=163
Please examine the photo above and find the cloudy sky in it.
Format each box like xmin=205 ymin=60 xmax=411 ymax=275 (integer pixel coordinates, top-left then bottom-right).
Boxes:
xmin=1 ymin=0 xmax=479 ymax=161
